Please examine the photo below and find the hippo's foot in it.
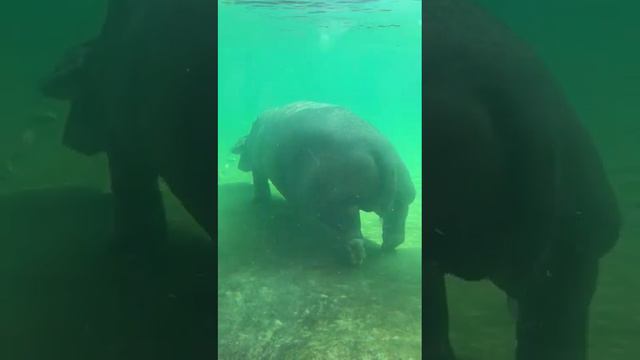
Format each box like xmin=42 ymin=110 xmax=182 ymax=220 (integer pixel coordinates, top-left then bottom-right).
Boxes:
xmin=345 ymin=238 xmax=366 ymax=266
xmin=380 ymin=241 xmax=398 ymax=253
xmin=361 ymin=238 xmax=380 ymax=252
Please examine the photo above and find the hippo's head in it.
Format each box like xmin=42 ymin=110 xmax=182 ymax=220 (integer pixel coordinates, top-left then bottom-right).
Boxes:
xmin=231 ymin=135 xmax=252 ymax=172
xmin=380 ymin=167 xmax=416 ymax=252
xmin=381 ymin=199 xmax=410 ymax=252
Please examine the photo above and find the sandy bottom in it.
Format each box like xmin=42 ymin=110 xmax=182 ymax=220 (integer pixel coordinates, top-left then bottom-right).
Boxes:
xmin=217 ymin=181 xmax=422 ymax=359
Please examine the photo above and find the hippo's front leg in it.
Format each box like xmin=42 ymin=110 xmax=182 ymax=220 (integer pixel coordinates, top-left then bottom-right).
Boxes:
xmin=252 ymin=170 xmax=271 ymax=203
xmin=515 ymin=250 xmax=599 ymax=360
xmin=425 ymin=260 xmax=456 ymax=360
xmin=107 ymin=147 xmax=166 ymax=259
xmin=380 ymin=200 xmax=409 ymax=252
xmin=317 ymin=204 xmax=366 ymax=265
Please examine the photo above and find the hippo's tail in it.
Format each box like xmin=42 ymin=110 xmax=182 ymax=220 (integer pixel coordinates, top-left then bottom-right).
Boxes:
xmin=233 ymin=117 xmax=264 ymax=172
xmin=231 ymin=135 xmax=252 ymax=172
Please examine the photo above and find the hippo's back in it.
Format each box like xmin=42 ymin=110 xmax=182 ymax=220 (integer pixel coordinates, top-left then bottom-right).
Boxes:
xmin=425 ymin=0 xmax=620 ymax=279
xmin=251 ymin=102 xmax=388 ymax=155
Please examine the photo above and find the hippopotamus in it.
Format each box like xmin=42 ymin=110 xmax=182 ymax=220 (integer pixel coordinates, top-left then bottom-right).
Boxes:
xmin=41 ymin=0 xmax=216 ymax=253
xmin=232 ymin=101 xmax=416 ymax=265
xmin=425 ymin=1 xmax=620 ymax=359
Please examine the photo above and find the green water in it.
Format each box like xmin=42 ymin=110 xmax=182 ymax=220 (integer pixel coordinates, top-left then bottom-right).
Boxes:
xmin=217 ymin=0 xmax=423 ymax=358
xmin=0 ymin=1 xmax=637 ymax=359
xmin=217 ymin=0 xmax=422 ymax=175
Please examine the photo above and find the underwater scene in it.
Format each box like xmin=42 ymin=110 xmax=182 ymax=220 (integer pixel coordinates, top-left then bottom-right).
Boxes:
xmin=0 ymin=0 xmax=637 ymax=360
xmin=218 ymin=0 xmax=422 ymax=358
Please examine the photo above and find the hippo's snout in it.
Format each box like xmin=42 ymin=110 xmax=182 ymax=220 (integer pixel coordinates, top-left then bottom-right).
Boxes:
xmin=347 ymin=238 xmax=366 ymax=266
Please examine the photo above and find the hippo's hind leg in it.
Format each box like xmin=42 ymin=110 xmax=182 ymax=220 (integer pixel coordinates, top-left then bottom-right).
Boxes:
xmin=107 ymin=147 xmax=169 ymax=360
xmin=317 ymin=204 xmax=366 ymax=265
xmin=515 ymin=247 xmax=599 ymax=360
xmin=107 ymin=148 xmax=167 ymax=257
xmin=425 ymin=260 xmax=456 ymax=360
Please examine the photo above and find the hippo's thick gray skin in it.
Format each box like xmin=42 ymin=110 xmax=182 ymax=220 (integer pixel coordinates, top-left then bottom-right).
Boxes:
xmin=41 ymin=0 xmax=216 ymax=253
xmin=233 ymin=102 xmax=416 ymax=265
xmin=425 ymin=1 xmax=620 ymax=359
